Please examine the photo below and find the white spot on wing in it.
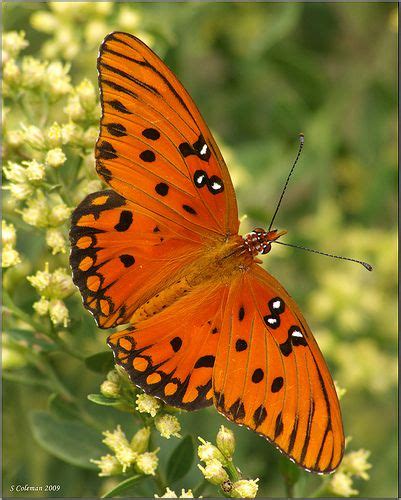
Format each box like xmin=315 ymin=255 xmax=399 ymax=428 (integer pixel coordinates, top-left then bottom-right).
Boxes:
xmin=272 ymin=300 xmax=281 ymax=310
xmin=211 ymin=181 xmax=221 ymax=190
xmin=267 ymin=318 xmax=277 ymax=324
xmin=200 ymin=144 xmax=208 ymax=156
xmin=291 ymin=330 xmax=303 ymax=338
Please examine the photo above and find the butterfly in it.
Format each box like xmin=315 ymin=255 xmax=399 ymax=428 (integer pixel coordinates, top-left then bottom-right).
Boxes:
xmin=70 ymin=31 xmax=344 ymax=473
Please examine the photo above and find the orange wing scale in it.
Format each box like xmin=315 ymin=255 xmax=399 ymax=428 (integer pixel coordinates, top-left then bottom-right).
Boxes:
xmin=70 ymin=31 xmax=345 ymax=474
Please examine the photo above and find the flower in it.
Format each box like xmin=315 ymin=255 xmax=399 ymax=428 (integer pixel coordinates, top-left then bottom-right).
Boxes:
xmin=2 ymin=31 xmax=28 ymax=61
xmin=64 ymin=94 xmax=84 ymax=121
xmin=28 ymin=264 xmax=75 ymax=299
xmin=102 ymin=425 xmax=129 ymax=454
xmin=3 ymin=161 xmax=28 ymax=183
xmin=130 ymin=427 xmax=151 ymax=454
xmin=198 ymin=437 xmax=226 ymax=464
xmin=115 ymin=446 xmax=138 ymax=473
xmin=2 ymin=245 xmax=21 ymax=268
xmin=2 ymin=220 xmax=17 ymax=246
xmin=45 ymin=61 xmax=72 ymax=97
xmin=135 ymin=449 xmax=159 ymax=476
xmin=198 ymin=459 xmax=229 ymax=485
xmin=21 ymin=56 xmax=47 ymax=88
xmin=33 ymin=297 xmax=50 ymax=316
xmin=8 ymin=183 xmax=33 ymax=201
xmin=30 ymin=11 xmax=59 ymax=33
xmin=154 ymin=488 xmax=194 ymax=498
xmin=90 ymin=454 xmax=123 ymax=477
xmin=329 ymin=470 xmax=358 ymax=497
xmin=106 ymin=370 xmax=120 ymax=384
xmin=49 ymin=299 xmax=69 ymax=327
xmin=100 ymin=380 xmax=120 ymax=398
xmin=3 ymin=59 xmax=21 ymax=85
xmin=25 ymin=160 xmax=46 ymax=182
xmin=341 ymin=449 xmax=372 ymax=480
xmin=135 ymin=393 xmax=161 ymax=417
xmin=46 ymin=229 xmax=67 ymax=255
xmin=230 ymin=479 xmax=259 ymax=498
xmin=216 ymin=425 xmax=235 ymax=459
xmin=46 ymin=123 xmax=64 ymax=148
xmin=49 ymin=203 xmax=72 ymax=226
xmin=155 ymin=414 xmax=182 ymax=439
xmin=45 ymin=148 xmax=66 ymax=168
xmin=76 ymin=78 xmax=96 ymax=110
xmin=21 ymin=124 xmax=45 ymax=150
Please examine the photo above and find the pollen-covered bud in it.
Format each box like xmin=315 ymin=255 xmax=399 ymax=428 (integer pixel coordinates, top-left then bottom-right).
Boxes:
xmin=100 ymin=380 xmax=120 ymax=399
xmin=45 ymin=148 xmax=66 ymax=168
xmin=216 ymin=425 xmax=235 ymax=459
xmin=198 ymin=437 xmax=226 ymax=464
xmin=135 ymin=393 xmax=161 ymax=417
xmin=198 ymin=458 xmax=229 ymax=485
xmin=135 ymin=449 xmax=159 ymax=476
xmin=33 ymin=297 xmax=50 ymax=316
xmin=49 ymin=299 xmax=69 ymax=328
xmin=90 ymin=454 xmax=123 ymax=477
xmin=230 ymin=478 xmax=259 ymax=498
xmin=155 ymin=414 xmax=182 ymax=439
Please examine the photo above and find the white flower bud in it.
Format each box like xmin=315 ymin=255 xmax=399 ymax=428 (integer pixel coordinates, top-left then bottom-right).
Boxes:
xmin=84 ymin=20 xmax=108 ymax=46
xmin=3 ymin=59 xmax=21 ymax=85
xmin=48 ymin=203 xmax=71 ymax=225
xmin=135 ymin=393 xmax=161 ymax=417
xmin=30 ymin=11 xmax=59 ymax=33
xmin=2 ymin=245 xmax=21 ymax=268
xmin=3 ymin=161 xmax=28 ymax=183
xmin=130 ymin=427 xmax=151 ymax=454
xmin=155 ymin=414 xmax=181 ymax=439
xmin=46 ymin=123 xmax=63 ymax=148
xmin=8 ymin=183 xmax=33 ymax=201
xmin=50 ymin=268 xmax=75 ymax=298
xmin=49 ymin=299 xmax=69 ymax=328
xmin=135 ymin=450 xmax=159 ymax=476
xmin=6 ymin=129 xmax=25 ymax=147
xmin=198 ymin=437 xmax=226 ymax=464
xmin=198 ymin=459 xmax=229 ymax=485
xmin=76 ymin=78 xmax=96 ymax=110
xmin=2 ymin=31 xmax=28 ymax=60
xmin=115 ymin=446 xmax=138 ymax=473
xmin=27 ymin=263 xmax=52 ymax=293
xmin=64 ymin=94 xmax=84 ymax=121
xmin=103 ymin=425 xmax=129 ymax=453
xmin=21 ymin=195 xmax=49 ymax=227
xmin=216 ymin=425 xmax=235 ymax=459
xmin=100 ymin=380 xmax=120 ymax=398
xmin=25 ymin=160 xmax=46 ymax=182
xmin=178 ymin=490 xmax=194 ymax=498
xmin=231 ymin=478 xmax=259 ymax=498
xmin=154 ymin=488 xmax=178 ymax=498
xmin=61 ymin=123 xmax=82 ymax=145
xmin=46 ymin=228 xmax=67 ymax=255
xmin=21 ymin=124 xmax=45 ymax=150
xmin=46 ymin=62 xmax=72 ymax=97
xmin=33 ymin=297 xmax=50 ymax=316
xmin=94 ymin=2 xmax=112 ymax=14
xmin=90 ymin=454 xmax=123 ymax=477
xmin=45 ymin=148 xmax=66 ymax=168
xmin=330 ymin=471 xmax=358 ymax=497
xmin=2 ymin=220 xmax=17 ymax=246
xmin=106 ymin=370 xmax=120 ymax=384
xmin=21 ymin=56 xmax=47 ymax=88
xmin=341 ymin=449 xmax=372 ymax=480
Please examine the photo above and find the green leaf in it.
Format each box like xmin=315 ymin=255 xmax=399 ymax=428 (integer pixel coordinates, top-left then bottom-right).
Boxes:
xmin=279 ymin=454 xmax=301 ymax=496
xmin=85 ymin=351 xmax=115 ymax=374
xmin=101 ymin=475 xmax=144 ymax=498
xmin=6 ymin=328 xmax=57 ymax=352
xmin=166 ymin=435 xmax=194 ymax=484
xmin=48 ymin=393 xmax=81 ymax=420
xmin=87 ymin=393 xmax=122 ymax=407
xmin=29 ymin=410 xmax=106 ymax=469
xmin=3 ymin=366 xmax=51 ymax=388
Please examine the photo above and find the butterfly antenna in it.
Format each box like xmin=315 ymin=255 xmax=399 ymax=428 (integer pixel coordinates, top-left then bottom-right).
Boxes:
xmin=268 ymin=133 xmax=305 ymax=232
xmin=273 ymin=240 xmax=373 ymax=271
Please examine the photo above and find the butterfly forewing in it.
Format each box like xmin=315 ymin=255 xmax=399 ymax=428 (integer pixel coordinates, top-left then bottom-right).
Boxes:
xmin=97 ymin=32 xmax=239 ymax=238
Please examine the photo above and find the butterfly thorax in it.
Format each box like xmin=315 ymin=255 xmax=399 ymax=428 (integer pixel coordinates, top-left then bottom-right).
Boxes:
xmin=244 ymin=228 xmax=287 ymax=255
xmin=130 ymin=235 xmax=253 ymax=324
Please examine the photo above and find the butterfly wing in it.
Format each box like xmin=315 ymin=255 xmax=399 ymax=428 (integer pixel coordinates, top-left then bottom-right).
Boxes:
xmin=213 ymin=265 xmax=344 ymax=473
xmin=107 ymin=281 xmax=230 ymax=410
xmin=97 ymin=31 xmax=239 ymax=239
xmin=70 ymin=190 xmax=205 ymax=328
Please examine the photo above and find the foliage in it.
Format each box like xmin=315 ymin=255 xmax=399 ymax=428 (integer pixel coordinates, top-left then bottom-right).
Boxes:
xmin=2 ymin=2 xmax=397 ymax=498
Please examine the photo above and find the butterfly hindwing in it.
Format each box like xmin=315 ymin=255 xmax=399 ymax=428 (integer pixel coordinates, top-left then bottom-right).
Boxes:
xmin=108 ymin=282 xmax=229 ymax=410
xmin=97 ymin=32 xmax=239 ymax=239
xmin=213 ymin=266 xmax=344 ymax=473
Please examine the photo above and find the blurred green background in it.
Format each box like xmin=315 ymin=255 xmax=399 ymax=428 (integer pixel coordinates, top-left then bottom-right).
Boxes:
xmin=3 ymin=2 xmax=397 ymax=498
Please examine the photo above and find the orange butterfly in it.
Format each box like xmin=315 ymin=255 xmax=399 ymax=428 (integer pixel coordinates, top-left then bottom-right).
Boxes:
xmin=70 ymin=32 xmax=345 ymax=473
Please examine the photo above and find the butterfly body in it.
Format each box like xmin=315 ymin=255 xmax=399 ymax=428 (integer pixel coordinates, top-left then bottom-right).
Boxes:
xmin=70 ymin=31 xmax=345 ymax=473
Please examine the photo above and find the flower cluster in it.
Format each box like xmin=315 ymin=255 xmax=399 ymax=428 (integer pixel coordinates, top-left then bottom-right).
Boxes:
xmin=197 ymin=426 xmax=259 ymax=498
xmin=91 ymin=425 xmax=158 ymax=477
xmin=28 ymin=263 xmax=75 ymax=327
xmin=2 ymin=220 xmax=21 ymax=268
xmin=329 ymin=448 xmax=372 ymax=497
xmin=155 ymin=488 xmax=194 ymax=498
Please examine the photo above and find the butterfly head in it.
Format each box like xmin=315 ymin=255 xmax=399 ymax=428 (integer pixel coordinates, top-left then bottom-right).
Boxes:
xmin=244 ymin=228 xmax=287 ymax=255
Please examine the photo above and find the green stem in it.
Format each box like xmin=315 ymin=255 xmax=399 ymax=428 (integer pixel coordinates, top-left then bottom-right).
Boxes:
xmin=225 ymin=458 xmax=240 ymax=482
